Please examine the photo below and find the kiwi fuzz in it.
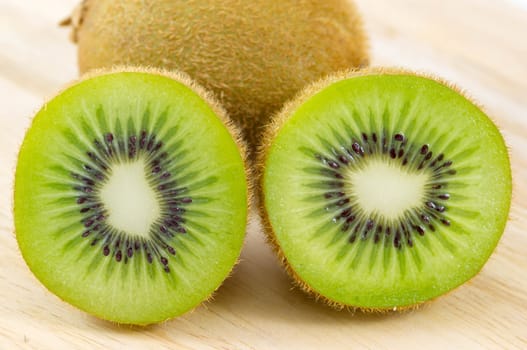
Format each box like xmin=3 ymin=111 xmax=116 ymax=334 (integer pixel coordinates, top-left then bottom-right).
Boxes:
xmin=67 ymin=0 xmax=369 ymax=154
xmin=258 ymin=68 xmax=512 ymax=311
xmin=14 ymin=67 xmax=251 ymax=324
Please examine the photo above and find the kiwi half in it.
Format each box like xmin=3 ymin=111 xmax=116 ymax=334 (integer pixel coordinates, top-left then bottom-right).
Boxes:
xmin=259 ymin=69 xmax=512 ymax=310
xmin=66 ymin=0 xmax=369 ymax=151
xmin=14 ymin=68 xmax=249 ymax=325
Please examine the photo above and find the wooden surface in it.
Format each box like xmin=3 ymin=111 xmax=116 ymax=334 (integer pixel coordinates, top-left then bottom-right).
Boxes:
xmin=1 ymin=0 xmax=526 ymax=348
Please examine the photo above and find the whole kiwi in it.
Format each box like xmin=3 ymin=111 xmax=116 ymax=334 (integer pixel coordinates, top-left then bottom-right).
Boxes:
xmin=66 ymin=0 xmax=369 ymax=152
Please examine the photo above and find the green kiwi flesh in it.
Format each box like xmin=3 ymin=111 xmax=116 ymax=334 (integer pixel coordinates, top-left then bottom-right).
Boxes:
xmin=14 ymin=69 xmax=248 ymax=325
xmin=260 ymin=70 xmax=512 ymax=309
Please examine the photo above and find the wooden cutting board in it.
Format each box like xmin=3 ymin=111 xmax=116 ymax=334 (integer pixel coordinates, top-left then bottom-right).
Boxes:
xmin=1 ymin=0 xmax=526 ymax=348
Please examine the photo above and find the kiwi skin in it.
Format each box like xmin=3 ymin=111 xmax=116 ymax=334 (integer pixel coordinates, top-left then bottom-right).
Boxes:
xmin=14 ymin=66 xmax=253 ymax=325
xmin=257 ymin=67 xmax=510 ymax=312
xmin=67 ymin=0 xmax=369 ymax=153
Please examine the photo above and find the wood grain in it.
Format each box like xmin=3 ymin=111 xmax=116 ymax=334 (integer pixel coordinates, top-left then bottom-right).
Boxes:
xmin=0 ymin=0 xmax=526 ymax=348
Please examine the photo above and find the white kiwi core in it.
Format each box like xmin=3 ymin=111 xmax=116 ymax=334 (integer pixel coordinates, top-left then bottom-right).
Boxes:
xmin=99 ymin=159 xmax=161 ymax=237
xmin=348 ymin=158 xmax=428 ymax=220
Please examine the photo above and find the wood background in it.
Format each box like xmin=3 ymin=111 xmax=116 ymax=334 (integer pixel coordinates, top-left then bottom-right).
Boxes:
xmin=1 ymin=0 xmax=526 ymax=348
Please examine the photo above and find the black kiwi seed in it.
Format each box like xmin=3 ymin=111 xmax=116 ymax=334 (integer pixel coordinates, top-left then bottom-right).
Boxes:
xmin=322 ymin=131 xmax=455 ymax=249
xmin=71 ymin=130 xmax=192 ymax=273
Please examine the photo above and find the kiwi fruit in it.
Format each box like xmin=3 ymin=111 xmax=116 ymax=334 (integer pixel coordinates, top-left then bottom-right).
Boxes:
xmin=258 ymin=69 xmax=512 ymax=310
xmin=66 ymin=0 xmax=369 ymax=151
xmin=14 ymin=68 xmax=249 ymax=325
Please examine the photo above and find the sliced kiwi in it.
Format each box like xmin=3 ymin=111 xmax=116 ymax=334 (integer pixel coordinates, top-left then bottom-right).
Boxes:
xmin=259 ymin=69 xmax=512 ymax=310
xmin=14 ymin=68 xmax=248 ymax=325
xmin=65 ymin=0 xmax=369 ymax=151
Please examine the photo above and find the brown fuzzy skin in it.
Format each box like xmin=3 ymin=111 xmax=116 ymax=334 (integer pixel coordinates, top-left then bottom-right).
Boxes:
xmin=256 ymin=67 xmax=484 ymax=312
xmin=68 ymin=0 xmax=369 ymax=155
xmin=16 ymin=66 xmax=253 ymax=325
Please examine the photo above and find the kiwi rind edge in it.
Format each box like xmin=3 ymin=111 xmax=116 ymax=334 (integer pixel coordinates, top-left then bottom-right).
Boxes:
xmin=256 ymin=67 xmax=506 ymax=312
